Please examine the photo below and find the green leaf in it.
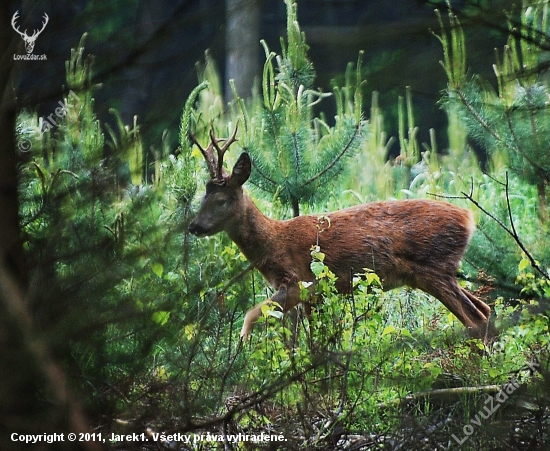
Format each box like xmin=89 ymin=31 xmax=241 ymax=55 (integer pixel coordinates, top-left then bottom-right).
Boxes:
xmin=366 ymin=272 xmax=381 ymax=287
xmin=152 ymin=311 xmax=170 ymax=326
xmin=518 ymin=257 xmax=530 ymax=272
xmin=382 ymin=325 xmax=396 ymax=336
xmin=151 ymin=262 xmax=164 ymax=278
xmin=184 ymin=323 xmax=196 ymax=340
xmin=400 ymin=328 xmax=413 ymax=338
xmin=311 ymin=249 xmax=325 ymax=262
xmin=310 ymin=260 xmax=325 ymax=277
xmin=267 ymin=310 xmax=284 ymax=319
xmin=260 ymin=301 xmax=282 ymax=319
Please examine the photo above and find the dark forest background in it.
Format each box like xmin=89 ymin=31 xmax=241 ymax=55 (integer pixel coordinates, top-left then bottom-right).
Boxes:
xmin=11 ymin=0 xmax=509 ymax=154
xmin=3 ymin=1 xmax=549 ymax=450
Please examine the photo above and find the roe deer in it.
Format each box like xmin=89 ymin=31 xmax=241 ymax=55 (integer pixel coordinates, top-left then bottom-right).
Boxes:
xmin=188 ymin=128 xmax=492 ymax=340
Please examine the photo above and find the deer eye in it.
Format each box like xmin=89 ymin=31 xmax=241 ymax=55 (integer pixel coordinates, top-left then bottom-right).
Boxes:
xmin=214 ymin=198 xmax=228 ymax=207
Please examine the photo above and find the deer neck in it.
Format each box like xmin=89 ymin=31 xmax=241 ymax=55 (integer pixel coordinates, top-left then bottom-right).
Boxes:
xmin=225 ymin=194 xmax=279 ymax=266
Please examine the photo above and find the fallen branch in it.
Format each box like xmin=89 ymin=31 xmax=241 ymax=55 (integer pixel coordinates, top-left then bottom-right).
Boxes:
xmin=377 ymin=384 xmax=503 ymax=409
xmin=378 ymin=358 xmax=541 ymax=409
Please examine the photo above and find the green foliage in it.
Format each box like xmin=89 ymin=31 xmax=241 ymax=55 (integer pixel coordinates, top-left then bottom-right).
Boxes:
xmin=431 ymin=1 xmax=550 ymax=296
xmin=240 ymin=245 xmax=550 ymax=446
xmin=16 ymin=39 xmax=251 ymax=424
xmin=492 ymin=257 xmax=550 ymax=354
xmin=438 ymin=0 xmax=550 ymax=222
xmin=13 ymin=4 xmax=550 ymax=449
xmin=105 ymin=110 xmax=142 ymax=185
xmin=233 ymin=0 xmax=365 ymax=216
xmin=280 ymin=0 xmax=315 ymax=90
xmin=432 ymin=5 xmax=467 ymax=89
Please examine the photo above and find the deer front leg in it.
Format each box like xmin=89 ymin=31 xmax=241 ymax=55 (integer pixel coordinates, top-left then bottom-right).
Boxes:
xmin=240 ymin=300 xmax=272 ymax=340
xmin=240 ymin=282 xmax=302 ymax=340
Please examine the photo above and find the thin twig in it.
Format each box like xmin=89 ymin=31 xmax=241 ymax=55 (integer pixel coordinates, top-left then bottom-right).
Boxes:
xmin=460 ymin=173 xmax=549 ymax=281
xmin=183 ymin=355 xmax=329 ymax=432
xmin=219 ymin=263 xmax=254 ymax=295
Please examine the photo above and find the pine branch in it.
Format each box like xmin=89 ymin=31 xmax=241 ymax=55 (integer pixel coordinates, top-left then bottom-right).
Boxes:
xmin=249 ymin=157 xmax=279 ymax=189
xmin=303 ymin=124 xmax=360 ymax=188
xmin=505 ymin=109 xmax=549 ymax=185
xmin=455 ymin=88 xmax=503 ymax=143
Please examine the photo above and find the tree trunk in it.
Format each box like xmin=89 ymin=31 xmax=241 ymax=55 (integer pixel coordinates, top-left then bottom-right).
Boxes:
xmin=225 ymin=0 xmax=261 ymax=101
xmin=537 ymin=181 xmax=548 ymax=224
xmin=291 ymin=195 xmax=300 ymax=217
xmin=0 ymin=3 xmax=26 ymax=287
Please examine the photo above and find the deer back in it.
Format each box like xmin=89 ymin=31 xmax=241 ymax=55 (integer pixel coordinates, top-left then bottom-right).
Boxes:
xmin=233 ymin=200 xmax=473 ymax=292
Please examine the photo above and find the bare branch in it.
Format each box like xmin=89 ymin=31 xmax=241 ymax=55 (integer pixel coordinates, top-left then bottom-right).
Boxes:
xmin=461 ymin=173 xmax=549 ymax=281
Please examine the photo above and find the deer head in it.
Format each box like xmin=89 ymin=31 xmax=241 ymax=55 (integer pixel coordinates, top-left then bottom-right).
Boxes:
xmin=11 ymin=11 xmax=49 ymax=54
xmin=188 ymin=125 xmax=250 ymax=237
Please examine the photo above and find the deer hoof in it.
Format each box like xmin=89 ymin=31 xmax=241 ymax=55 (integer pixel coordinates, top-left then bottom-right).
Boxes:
xmin=240 ymin=328 xmax=250 ymax=341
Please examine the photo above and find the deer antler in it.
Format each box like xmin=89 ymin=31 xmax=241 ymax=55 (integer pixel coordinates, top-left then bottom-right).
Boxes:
xmin=191 ymin=135 xmax=217 ymax=180
xmin=192 ymin=124 xmax=239 ymax=182
xmin=210 ymin=124 xmax=239 ymax=180
xmin=11 ymin=11 xmax=26 ymax=38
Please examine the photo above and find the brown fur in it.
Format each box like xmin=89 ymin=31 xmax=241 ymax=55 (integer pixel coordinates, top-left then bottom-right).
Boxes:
xmin=189 ymin=152 xmax=492 ymax=339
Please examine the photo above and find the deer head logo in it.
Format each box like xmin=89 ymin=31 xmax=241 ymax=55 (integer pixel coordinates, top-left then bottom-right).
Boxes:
xmin=11 ymin=11 xmax=49 ymax=54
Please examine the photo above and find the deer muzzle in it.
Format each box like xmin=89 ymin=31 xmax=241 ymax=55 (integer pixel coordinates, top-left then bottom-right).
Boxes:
xmin=188 ymin=220 xmax=208 ymax=237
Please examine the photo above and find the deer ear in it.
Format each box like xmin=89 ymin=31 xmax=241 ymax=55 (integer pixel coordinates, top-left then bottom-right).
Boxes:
xmin=229 ymin=152 xmax=251 ymax=187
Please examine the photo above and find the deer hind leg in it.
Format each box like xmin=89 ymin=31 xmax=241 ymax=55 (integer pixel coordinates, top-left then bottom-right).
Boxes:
xmin=460 ymin=286 xmax=491 ymax=319
xmin=416 ymin=273 xmax=491 ymax=338
xmin=460 ymin=287 xmax=497 ymax=338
